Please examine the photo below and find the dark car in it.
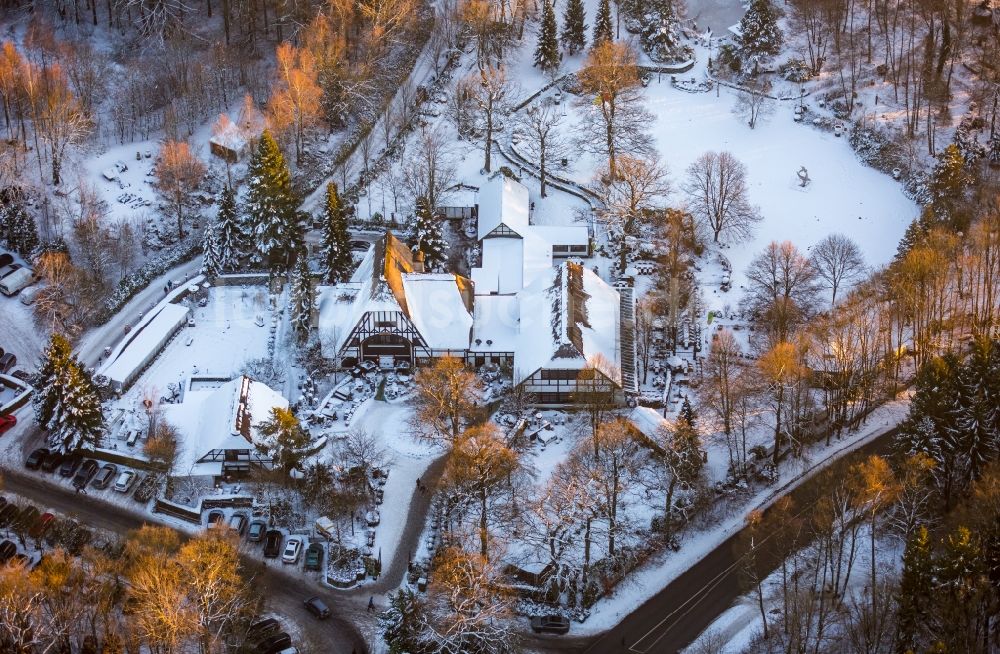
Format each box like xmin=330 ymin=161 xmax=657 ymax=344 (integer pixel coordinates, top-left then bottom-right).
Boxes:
xmin=0 ymin=414 xmax=15 ymax=436
xmin=206 ymin=510 xmax=225 ymax=527
xmin=15 ymin=506 xmax=39 ymax=532
xmin=304 ymin=543 xmax=324 ymax=571
xmin=0 ymin=352 xmax=16 ymax=373
xmin=247 ymin=520 xmax=267 ymax=542
xmin=0 ymin=253 xmax=12 ymax=268
xmin=58 ymin=454 xmax=81 ymax=477
xmin=247 ymin=617 xmax=281 ymax=640
xmin=73 ymin=459 xmax=100 ymax=489
xmin=25 ymin=448 xmax=48 ymax=470
xmin=530 ymin=615 xmax=571 ymax=635
xmin=0 ymin=504 xmax=18 ymax=528
xmin=262 ymin=530 xmax=283 ymax=558
xmin=0 ymin=540 xmax=16 ymax=563
xmin=91 ymin=463 xmax=118 ymax=490
xmin=255 ymin=633 xmax=291 ymax=654
xmin=28 ymin=513 xmax=55 ymax=540
xmin=303 ymin=596 xmax=330 ymax=620
xmin=40 ymin=451 xmax=63 ymax=473
xmin=132 ymin=474 xmax=158 ymax=503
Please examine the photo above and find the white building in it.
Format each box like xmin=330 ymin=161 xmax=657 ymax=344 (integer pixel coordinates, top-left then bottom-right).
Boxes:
xmin=317 ymin=175 xmax=636 ymax=405
xmin=163 ymin=375 xmax=288 ymax=478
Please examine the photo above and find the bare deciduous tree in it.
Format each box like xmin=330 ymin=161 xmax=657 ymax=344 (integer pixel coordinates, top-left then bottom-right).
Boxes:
xmin=411 ymin=356 xmax=482 ymax=445
xmin=575 ymin=41 xmax=653 ymax=179
xmin=467 ymin=65 xmax=518 ymax=173
xmin=401 ymin=123 xmax=458 ymax=211
xmin=733 ymin=79 xmax=774 ymax=129
xmin=597 ymin=153 xmax=670 ymax=270
xmin=154 ymin=140 xmax=206 ymax=241
xmin=811 ymin=233 xmax=866 ymax=306
xmin=683 ymin=151 xmax=761 ymax=244
xmin=515 ymin=98 xmax=568 ymax=197
xmin=745 ymin=240 xmax=820 ymax=343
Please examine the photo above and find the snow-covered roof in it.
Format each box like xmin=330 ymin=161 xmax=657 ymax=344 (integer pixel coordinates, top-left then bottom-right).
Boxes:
xmin=401 ymin=273 xmax=474 ymax=350
xmin=209 ymin=120 xmax=248 ymax=153
xmin=317 ymin=232 xmax=473 ymax=355
xmin=471 ymin=294 xmax=519 ymax=352
xmin=531 ymin=224 xmax=590 ymax=247
xmin=471 ymin=228 xmax=553 ymax=295
xmin=477 ymin=175 xmax=530 ymax=240
xmin=101 ymin=303 xmax=189 ymax=390
xmin=165 ymin=375 xmax=288 ymax=475
xmin=514 ymin=262 xmax=622 ymax=385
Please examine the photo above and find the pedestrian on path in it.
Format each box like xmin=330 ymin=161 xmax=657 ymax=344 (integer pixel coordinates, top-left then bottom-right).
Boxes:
xmin=368 ymin=596 xmax=375 ymax=612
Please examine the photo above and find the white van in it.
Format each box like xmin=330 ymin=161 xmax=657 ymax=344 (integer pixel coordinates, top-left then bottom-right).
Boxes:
xmin=0 ymin=268 xmax=33 ymax=296
xmin=19 ymin=285 xmax=41 ymax=305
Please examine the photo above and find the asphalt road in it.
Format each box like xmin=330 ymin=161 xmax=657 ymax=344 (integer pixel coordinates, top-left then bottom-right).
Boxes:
xmin=0 ymin=466 xmax=371 ymax=654
xmin=525 ymin=426 xmax=901 ymax=654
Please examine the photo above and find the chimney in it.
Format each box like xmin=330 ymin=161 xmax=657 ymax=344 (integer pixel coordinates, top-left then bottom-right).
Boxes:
xmin=413 ymin=250 xmax=425 ymax=274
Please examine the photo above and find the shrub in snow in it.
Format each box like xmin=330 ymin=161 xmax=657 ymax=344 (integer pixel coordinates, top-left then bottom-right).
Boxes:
xmin=848 ymin=122 xmax=906 ymax=176
xmin=779 ymin=58 xmax=812 ymax=82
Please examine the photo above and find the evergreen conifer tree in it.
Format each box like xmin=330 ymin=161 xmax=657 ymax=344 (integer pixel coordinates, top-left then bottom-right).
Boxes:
xmin=894 ymin=217 xmax=928 ymax=262
xmin=535 ymin=0 xmax=561 ymax=74
xmin=201 ymin=224 xmax=223 ymax=278
xmin=895 ymin=525 xmax=933 ymax=653
xmin=928 ymin=144 xmax=973 ymax=228
xmin=245 ymin=130 xmax=299 ymax=275
xmin=411 ymin=197 xmax=448 ymax=271
xmin=16 ymin=211 xmax=39 ymax=257
xmin=737 ymin=0 xmax=783 ymax=66
xmin=33 ymin=333 xmax=104 ymax=454
xmin=289 ymin=254 xmax=315 ymax=341
xmin=321 ymin=183 xmax=353 ymax=283
xmin=679 ymin=396 xmax=697 ymax=428
xmin=216 ymin=185 xmax=244 ymax=272
xmin=561 ymin=0 xmax=587 ymax=55
xmin=593 ymin=0 xmax=613 ymax=47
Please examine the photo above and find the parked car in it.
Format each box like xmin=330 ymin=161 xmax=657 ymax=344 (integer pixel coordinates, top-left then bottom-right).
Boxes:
xmin=281 ymin=537 xmax=302 ymax=564
xmin=303 ymin=596 xmax=331 ymax=620
xmin=39 ymin=451 xmax=63 ymax=473
xmin=28 ymin=513 xmax=55 ymax=540
xmin=132 ymin=474 xmax=158 ymax=502
xmin=304 ymin=543 xmax=324 ymax=571
xmin=0 ymin=352 xmax=16 ymax=374
xmin=73 ymin=460 xmax=100 ymax=489
xmin=255 ymin=632 xmax=291 ymax=654
xmin=263 ymin=530 xmax=283 ymax=558
xmin=0 ymin=414 xmax=15 ymax=436
xmin=15 ymin=506 xmax=39 ymax=532
xmin=0 ymin=263 xmax=20 ymax=280
xmin=0 ymin=504 xmax=18 ymax=528
xmin=0 ymin=253 xmax=12 ymax=269
xmin=247 ymin=521 xmax=267 ymax=542
xmin=206 ymin=510 xmax=225 ymax=527
xmin=247 ymin=617 xmax=281 ymax=640
xmin=0 ymin=540 xmax=16 ymax=563
xmin=529 ymin=615 xmax=571 ymax=635
xmin=58 ymin=454 xmax=81 ymax=477
xmin=91 ymin=463 xmax=118 ymax=490
xmin=0 ymin=267 xmax=33 ymax=296
xmin=228 ymin=513 xmax=248 ymax=535
xmin=25 ymin=448 xmax=48 ymax=470
xmin=114 ymin=470 xmax=137 ymax=493
xmin=125 ymin=430 xmax=140 ymax=447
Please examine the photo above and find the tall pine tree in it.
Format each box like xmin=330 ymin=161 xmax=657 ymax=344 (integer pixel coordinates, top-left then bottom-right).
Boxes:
xmin=245 ymin=130 xmax=300 ymax=275
xmin=534 ymin=0 xmax=560 ymax=74
xmin=321 ymin=183 xmax=353 ymax=283
xmin=289 ymin=254 xmax=315 ymax=341
xmin=895 ymin=525 xmax=933 ymax=653
xmin=410 ymin=197 xmax=448 ymax=271
xmin=216 ymin=185 xmax=244 ymax=272
xmin=561 ymin=0 xmax=587 ymax=55
xmin=737 ymin=0 xmax=783 ymax=66
xmin=593 ymin=0 xmax=613 ymax=48
xmin=33 ymin=333 xmax=103 ymax=454
xmin=201 ymin=223 xmax=223 ymax=278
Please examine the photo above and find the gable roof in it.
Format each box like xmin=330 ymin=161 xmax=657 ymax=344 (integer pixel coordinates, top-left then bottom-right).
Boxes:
xmin=513 ymin=262 xmax=622 ymax=385
xmin=165 ymin=375 xmax=288 ymax=474
xmin=477 ymin=175 xmax=530 ymax=240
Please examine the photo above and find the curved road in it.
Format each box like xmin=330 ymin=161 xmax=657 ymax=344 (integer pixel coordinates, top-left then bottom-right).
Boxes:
xmin=527 ymin=426 xmax=900 ymax=654
xmin=0 ymin=466 xmax=371 ymax=653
